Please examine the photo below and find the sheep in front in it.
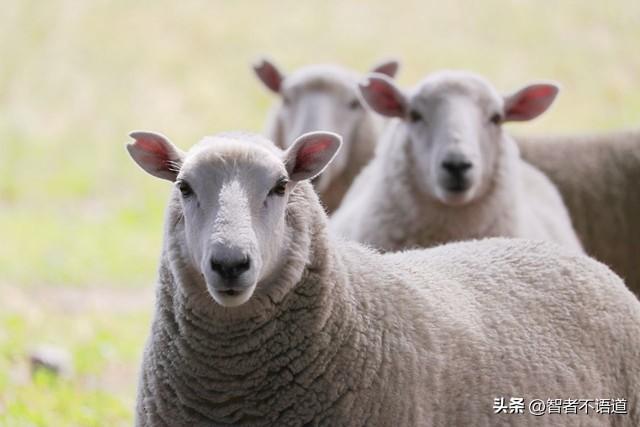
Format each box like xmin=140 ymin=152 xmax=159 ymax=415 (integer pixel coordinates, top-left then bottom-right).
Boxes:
xmin=331 ymin=71 xmax=583 ymax=253
xmin=127 ymin=129 xmax=639 ymax=426
xmin=253 ymin=57 xmax=399 ymax=212
xmin=517 ymin=129 xmax=640 ymax=296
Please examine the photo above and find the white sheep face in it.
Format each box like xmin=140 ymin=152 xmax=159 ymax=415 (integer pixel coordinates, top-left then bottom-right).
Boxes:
xmin=177 ymin=140 xmax=288 ymax=306
xmin=359 ymin=71 xmax=559 ymax=206
xmin=277 ymin=75 xmax=360 ymax=193
xmin=127 ymin=131 xmax=341 ymax=307
xmin=406 ymin=74 xmax=504 ymax=205
xmin=254 ymin=59 xmax=398 ymax=193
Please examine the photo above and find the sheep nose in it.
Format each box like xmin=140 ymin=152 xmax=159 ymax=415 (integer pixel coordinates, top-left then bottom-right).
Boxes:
xmin=210 ymin=256 xmax=251 ymax=281
xmin=441 ymin=159 xmax=473 ymax=177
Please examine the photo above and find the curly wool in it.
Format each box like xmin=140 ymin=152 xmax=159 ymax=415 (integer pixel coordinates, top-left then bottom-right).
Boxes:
xmin=136 ymin=180 xmax=639 ymax=426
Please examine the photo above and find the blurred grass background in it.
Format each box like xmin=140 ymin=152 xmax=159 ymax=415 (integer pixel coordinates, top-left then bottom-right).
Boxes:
xmin=0 ymin=0 xmax=638 ymax=424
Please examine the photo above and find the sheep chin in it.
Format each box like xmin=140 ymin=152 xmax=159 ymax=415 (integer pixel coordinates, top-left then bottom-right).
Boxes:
xmin=208 ymin=283 xmax=256 ymax=308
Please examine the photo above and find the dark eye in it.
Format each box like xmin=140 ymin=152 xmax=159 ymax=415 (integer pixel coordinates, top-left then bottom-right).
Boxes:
xmin=409 ymin=110 xmax=423 ymax=123
xmin=348 ymin=99 xmax=360 ymax=110
xmin=268 ymin=178 xmax=288 ymax=197
xmin=490 ymin=113 xmax=502 ymax=125
xmin=177 ymin=180 xmax=193 ymax=197
xmin=282 ymin=96 xmax=292 ymax=106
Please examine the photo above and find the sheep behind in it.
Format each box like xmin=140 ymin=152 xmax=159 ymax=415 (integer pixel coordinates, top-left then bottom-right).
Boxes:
xmin=331 ymin=71 xmax=583 ymax=253
xmin=253 ymin=58 xmax=399 ymax=212
xmin=517 ymin=130 xmax=640 ymax=295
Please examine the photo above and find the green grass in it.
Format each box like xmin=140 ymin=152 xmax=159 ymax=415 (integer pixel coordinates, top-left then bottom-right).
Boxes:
xmin=0 ymin=0 xmax=638 ymax=424
xmin=0 ymin=285 xmax=150 ymax=425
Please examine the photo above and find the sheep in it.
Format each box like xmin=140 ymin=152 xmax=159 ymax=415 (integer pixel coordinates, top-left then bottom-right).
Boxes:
xmin=253 ymin=57 xmax=399 ymax=213
xmin=331 ymin=71 xmax=583 ymax=253
xmin=516 ymin=129 xmax=640 ymax=296
xmin=127 ymin=129 xmax=640 ymax=426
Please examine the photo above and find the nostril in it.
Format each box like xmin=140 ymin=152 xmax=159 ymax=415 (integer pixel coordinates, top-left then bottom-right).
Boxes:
xmin=210 ymin=256 xmax=251 ymax=280
xmin=235 ymin=257 xmax=251 ymax=274
xmin=210 ymin=259 xmax=222 ymax=273
xmin=458 ymin=161 xmax=472 ymax=172
xmin=442 ymin=160 xmax=473 ymax=175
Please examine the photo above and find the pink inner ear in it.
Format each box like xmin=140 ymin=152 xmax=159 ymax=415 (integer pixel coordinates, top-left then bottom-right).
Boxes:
xmin=528 ymin=85 xmax=555 ymax=98
xmin=137 ymin=138 xmax=168 ymax=157
xmin=505 ymin=85 xmax=558 ymax=121
xmin=255 ymin=61 xmax=282 ymax=93
xmin=372 ymin=61 xmax=398 ymax=78
xmin=134 ymin=137 xmax=172 ymax=171
xmin=368 ymin=79 xmax=404 ymax=115
xmin=296 ymin=138 xmax=333 ymax=172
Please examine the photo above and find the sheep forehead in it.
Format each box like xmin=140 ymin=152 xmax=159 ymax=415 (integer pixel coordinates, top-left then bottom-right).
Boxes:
xmin=283 ymin=64 xmax=358 ymax=94
xmin=181 ymin=134 xmax=286 ymax=183
xmin=412 ymin=70 xmax=503 ymax=111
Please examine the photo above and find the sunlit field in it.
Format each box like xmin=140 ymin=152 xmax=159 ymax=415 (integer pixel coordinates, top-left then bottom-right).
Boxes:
xmin=1 ymin=0 xmax=638 ymax=424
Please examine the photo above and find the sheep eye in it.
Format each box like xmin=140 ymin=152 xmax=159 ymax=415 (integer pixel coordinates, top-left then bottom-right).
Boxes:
xmin=409 ymin=110 xmax=423 ymax=123
xmin=490 ymin=113 xmax=502 ymax=125
xmin=268 ymin=178 xmax=288 ymax=197
xmin=177 ymin=180 xmax=193 ymax=197
xmin=348 ymin=99 xmax=360 ymax=110
xmin=282 ymin=96 xmax=292 ymax=106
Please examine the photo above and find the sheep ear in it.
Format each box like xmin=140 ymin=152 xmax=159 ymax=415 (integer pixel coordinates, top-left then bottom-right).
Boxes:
xmin=503 ymin=83 xmax=559 ymax=122
xmin=126 ymin=131 xmax=184 ymax=182
xmin=370 ymin=59 xmax=400 ymax=78
xmin=359 ymin=74 xmax=408 ymax=118
xmin=284 ymin=132 xmax=342 ymax=182
xmin=253 ymin=57 xmax=284 ymax=94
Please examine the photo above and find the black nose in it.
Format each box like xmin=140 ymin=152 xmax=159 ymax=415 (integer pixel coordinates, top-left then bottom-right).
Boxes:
xmin=441 ymin=159 xmax=473 ymax=177
xmin=210 ymin=256 xmax=251 ymax=281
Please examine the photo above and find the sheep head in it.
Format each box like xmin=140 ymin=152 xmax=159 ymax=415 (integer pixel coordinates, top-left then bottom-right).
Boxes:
xmin=360 ymin=71 xmax=559 ymax=206
xmin=253 ymin=58 xmax=399 ymax=194
xmin=127 ymin=131 xmax=341 ymax=307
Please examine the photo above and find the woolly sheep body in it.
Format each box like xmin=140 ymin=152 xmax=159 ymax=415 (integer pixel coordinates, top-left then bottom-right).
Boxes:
xmin=137 ymin=185 xmax=640 ymax=426
xmin=130 ymin=132 xmax=639 ymax=426
xmin=331 ymin=72 xmax=583 ymax=253
xmin=517 ymin=129 xmax=640 ymax=296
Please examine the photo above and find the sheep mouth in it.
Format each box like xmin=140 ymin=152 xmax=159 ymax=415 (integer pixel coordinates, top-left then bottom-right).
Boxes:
xmin=209 ymin=284 xmax=257 ymax=308
xmin=436 ymin=181 xmax=476 ymax=207
xmin=443 ymin=180 xmax=471 ymax=193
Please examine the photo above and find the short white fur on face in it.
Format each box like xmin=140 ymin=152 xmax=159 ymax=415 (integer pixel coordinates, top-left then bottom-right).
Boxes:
xmin=177 ymin=143 xmax=286 ymax=307
xmin=360 ymin=71 xmax=558 ymax=206
xmin=127 ymin=131 xmax=341 ymax=307
xmin=406 ymin=74 xmax=504 ymax=206
xmin=277 ymin=76 xmax=360 ymax=193
xmin=254 ymin=59 xmax=398 ymax=194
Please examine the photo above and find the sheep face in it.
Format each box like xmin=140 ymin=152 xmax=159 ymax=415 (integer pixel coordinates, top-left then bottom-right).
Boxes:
xmin=127 ymin=131 xmax=341 ymax=308
xmin=254 ymin=59 xmax=398 ymax=194
xmin=406 ymin=74 xmax=505 ymax=206
xmin=276 ymin=75 xmax=361 ymax=195
xmin=176 ymin=143 xmax=287 ymax=307
xmin=359 ymin=71 xmax=559 ymax=206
